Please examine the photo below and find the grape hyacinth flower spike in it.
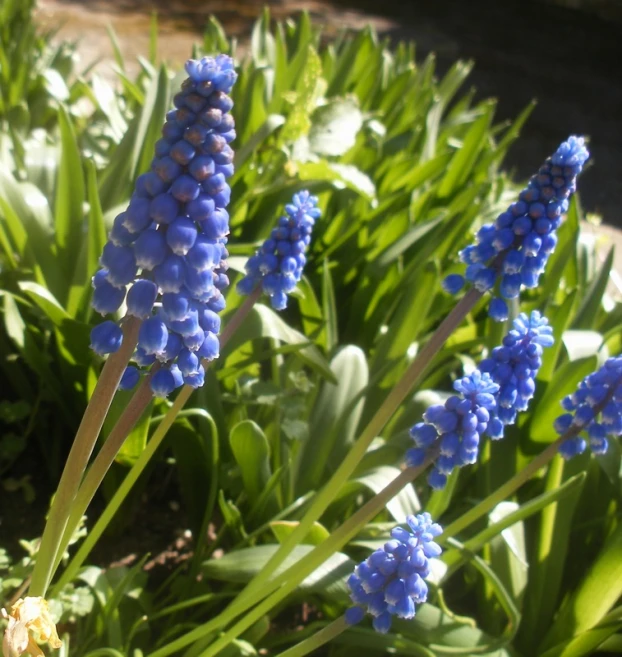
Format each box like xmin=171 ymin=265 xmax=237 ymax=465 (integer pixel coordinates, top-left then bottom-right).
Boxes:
xmin=479 ymin=310 xmax=554 ymax=434
xmin=406 ymin=311 xmax=554 ymax=488
xmin=406 ymin=370 xmax=500 ymax=490
xmin=345 ymin=513 xmax=442 ymax=634
xmin=443 ymin=136 xmax=589 ymax=321
xmin=89 ymin=55 xmax=238 ymax=397
xmin=237 ymin=191 xmax=321 ymax=310
xmin=555 ymin=356 xmax=622 ymax=458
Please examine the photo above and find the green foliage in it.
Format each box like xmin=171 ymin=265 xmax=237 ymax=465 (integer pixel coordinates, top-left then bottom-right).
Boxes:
xmin=0 ymin=7 xmax=621 ymax=657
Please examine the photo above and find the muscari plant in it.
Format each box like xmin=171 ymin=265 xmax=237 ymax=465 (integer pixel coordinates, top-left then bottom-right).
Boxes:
xmin=1 ymin=13 xmax=622 ymax=657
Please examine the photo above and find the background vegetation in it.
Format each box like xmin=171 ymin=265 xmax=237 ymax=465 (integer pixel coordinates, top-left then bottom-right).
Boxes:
xmin=1 ymin=2 xmax=621 ymax=656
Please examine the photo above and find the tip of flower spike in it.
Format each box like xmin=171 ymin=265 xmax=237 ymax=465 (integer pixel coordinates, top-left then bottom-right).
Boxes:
xmin=551 ymin=135 xmax=589 ymax=169
xmin=184 ymin=55 xmax=237 ymax=90
xmin=347 ymin=516 xmax=442 ymax=632
xmin=238 ymin=190 xmax=321 ymax=309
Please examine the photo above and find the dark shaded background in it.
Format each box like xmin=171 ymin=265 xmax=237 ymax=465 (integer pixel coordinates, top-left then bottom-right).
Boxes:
xmin=339 ymin=0 xmax=622 ymax=226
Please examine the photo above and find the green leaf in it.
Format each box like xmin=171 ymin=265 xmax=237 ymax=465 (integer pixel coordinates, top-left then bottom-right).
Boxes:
xmin=85 ymin=161 xmax=108 ymax=286
xmin=102 ymin=389 xmax=152 ymax=468
xmin=0 ymin=167 xmax=62 ymax=297
xmin=235 ymin=114 xmax=285 ymax=169
xmin=295 ymin=345 xmax=368 ymax=492
xmin=55 ymin=105 xmax=86 ymax=278
xmin=561 ymin=330 xmax=603 ymax=362
xmin=488 ymin=501 xmax=528 ymax=605
xmin=18 ymin=281 xmax=70 ymax=326
xmin=224 ymin=304 xmax=335 ymax=382
xmin=202 ymin=544 xmax=353 ymax=598
xmin=308 ymin=98 xmax=363 ymax=156
xmin=437 ymin=100 xmax=495 ymax=198
xmin=270 ymin=520 xmax=329 ymax=546
xmin=573 ymin=246 xmax=614 ymax=329
xmin=541 ymin=523 xmax=622 ymax=653
xmin=229 ymin=420 xmax=271 ymax=502
xmin=348 ymin=466 xmax=420 ymax=522
xmin=376 ymin=215 xmax=445 ymax=267
xmin=296 ymin=161 xmax=375 ymax=199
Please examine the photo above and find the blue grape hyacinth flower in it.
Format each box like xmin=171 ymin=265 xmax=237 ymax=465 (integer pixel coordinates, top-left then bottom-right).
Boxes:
xmin=236 ymin=191 xmax=321 ymax=310
xmin=555 ymin=357 xmax=622 ymax=458
xmin=89 ymin=55 xmax=237 ymax=397
xmin=406 ymin=371 xmax=499 ymax=490
xmin=443 ymin=136 xmax=589 ymax=321
xmin=479 ymin=310 xmax=554 ymax=436
xmin=345 ymin=513 xmax=442 ymax=634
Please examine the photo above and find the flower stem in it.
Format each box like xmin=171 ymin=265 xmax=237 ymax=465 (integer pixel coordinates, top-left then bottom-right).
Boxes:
xmin=52 ymin=370 xmax=157 ymax=575
xmin=441 ymin=398 xmax=612 ymax=542
xmin=192 ymin=462 xmax=434 ymax=657
xmin=28 ymin=316 xmax=141 ymax=597
xmin=51 ymin=381 xmax=193 ymax=595
xmin=275 ymin=617 xmax=347 ymax=657
xmin=238 ymin=288 xmax=482 ymax=600
xmin=51 ymin=289 xmax=261 ymax=595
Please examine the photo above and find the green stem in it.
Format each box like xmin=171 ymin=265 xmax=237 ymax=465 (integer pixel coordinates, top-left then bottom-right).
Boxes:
xmin=444 ymin=372 xmax=622 ymax=541
xmin=195 ymin=463 xmax=434 ymax=657
xmin=238 ymin=288 xmax=482 ymax=601
xmin=275 ymin=617 xmax=347 ymax=657
xmin=51 ymin=289 xmax=261 ymax=596
xmin=148 ymin=458 xmax=434 ymax=657
xmin=29 ymin=316 xmax=140 ymax=597
xmin=52 ymin=370 xmax=157 ymax=575
xmin=443 ymin=438 xmax=564 ymax=541
xmin=51 ymin=383 xmax=194 ymax=596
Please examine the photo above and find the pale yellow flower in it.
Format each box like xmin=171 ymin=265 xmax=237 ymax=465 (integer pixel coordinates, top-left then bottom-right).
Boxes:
xmin=1 ymin=597 xmax=61 ymax=657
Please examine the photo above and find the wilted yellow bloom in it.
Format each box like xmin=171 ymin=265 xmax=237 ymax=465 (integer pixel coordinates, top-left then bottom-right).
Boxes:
xmin=1 ymin=597 xmax=61 ymax=657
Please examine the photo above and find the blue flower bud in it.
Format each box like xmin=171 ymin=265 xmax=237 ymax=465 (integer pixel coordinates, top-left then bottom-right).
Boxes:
xmin=138 ymin=317 xmax=169 ymax=355
xmin=183 ymin=363 xmax=205 ymax=388
xmin=110 ymin=213 xmax=138 ymax=246
xmin=100 ymin=242 xmax=137 ymax=287
xmin=346 ymin=513 xmax=441 ymax=633
xmin=92 ymin=273 xmax=126 ymax=315
xmin=166 ymin=217 xmax=198 ymax=255
xmin=150 ymin=193 xmax=179 ymax=224
xmin=162 ymin=292 xmax=192 ymax=320
xmin=196 ymin=331 xmax=219 ymax=360
xmin=133 ymin=230 xmax=168 ymax=269
xmin=123 ymin=197 xmax=152 ymax=233
xmin=119 ymin=366 xmax=140 ymax=390
xmin=126 ymin=280 xmax=158 ymax=318
xmin=154 ymin=254 xmax=187 ymax=293
xmin=90 ymin=321 xmax=123 ymax=355
xmin=151 ymin=365 xmax=184 ymax=397
xmin=488 ymin=297 xmax=509 ymax=321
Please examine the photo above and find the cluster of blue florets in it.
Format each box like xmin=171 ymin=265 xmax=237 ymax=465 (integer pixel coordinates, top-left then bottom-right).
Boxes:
xmin=89 ymin=55 xmax=237 ymax=397
xmin=479 ymin=311 xmax=554 ymax=435
xmin=236 ymin=191 xmax=321 ymax=310
xmin=345 ymin=513 xmax=442 ymax=634
xmin=443 ymin=136 xmax=589 ymax=321
xmin=554 ymin=357 xmax=622 ymax=459
xmin=406 ymin=371 xmax=499 ymax=490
